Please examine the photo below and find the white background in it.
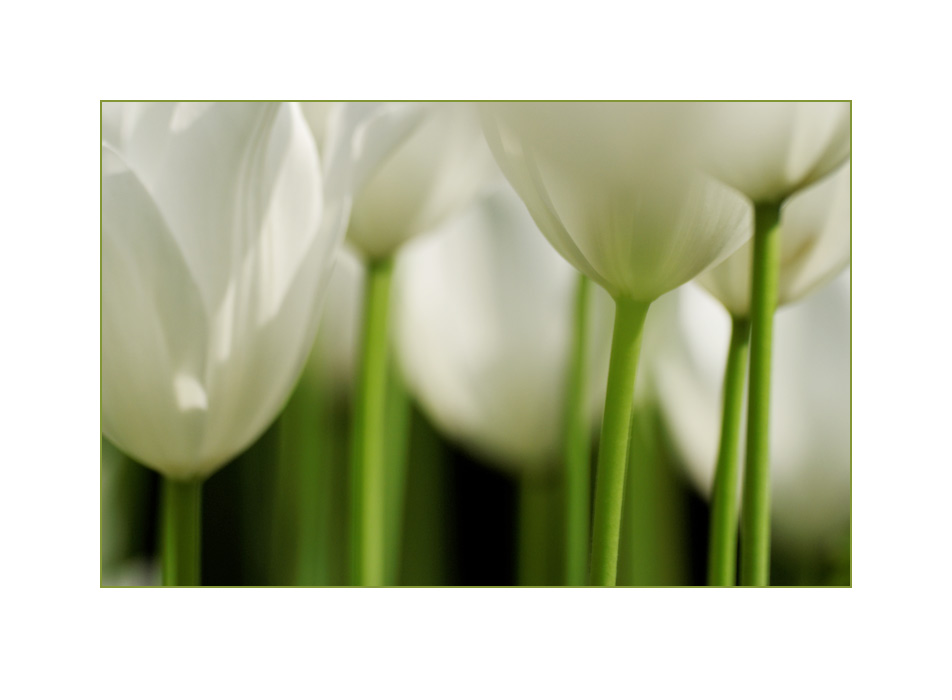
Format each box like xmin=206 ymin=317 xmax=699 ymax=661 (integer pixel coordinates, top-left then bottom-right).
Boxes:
xmin=1 ymin=0 xmax=948 ymax=697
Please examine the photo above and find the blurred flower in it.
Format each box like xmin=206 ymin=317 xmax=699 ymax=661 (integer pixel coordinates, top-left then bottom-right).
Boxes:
xmin=697 ymin=161 xmax=850 ymax=317
xmin=101 ymin=102 xmax=359 ymax=479
xmin=701 ymin=101 xmax=851 ymax=204
xmin=393 ymin=185 xmax=613 ymax=472
xmin=479 ymin=102 xmax=753 ymax=302
xmin=101 ymin=557 xmax=161 ymax=587
xmin=303 ymin=102 xmax=498 ymax=260
xmin=651 ymin=273 xmax=851 ymax=546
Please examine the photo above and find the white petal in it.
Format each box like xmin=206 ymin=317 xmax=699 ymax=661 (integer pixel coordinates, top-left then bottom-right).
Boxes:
xmin=394 ymin=185 xmax=612 ymax=472
xmin=110 ymin=102 xmax=315 ymax=317
xmin=697 ymin=160 xmax=851 ymax=315
xmin=195 ymin=103 xmax=331 ymax=470
xmin=481 ymin=102 xmax=752 ymax=302
xmin=103 ymin=103 xmax=337 ymax=478
xmin=777 ymin=161 xmax=851 ymax=305
xmin=650 ymin=275 xmax=851 ymax=545
xmin=101 ymin=145 xmax=209 ymax=477
xmin=347 ymin=102 xmax=498 ymax=259
xmin=317 ymin=102 xmax=424 ymax=198
xmin=299 ymin=101 xmax=338 ymax=155
xmin=701 ymin=101 xmax=851 ymax=203
xmin=305 ymin=102 xmax=427 ymax=267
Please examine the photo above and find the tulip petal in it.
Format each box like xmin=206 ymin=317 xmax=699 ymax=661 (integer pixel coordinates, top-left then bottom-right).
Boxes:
xmin=101 ymin=144 xmax=210 ymax=476
xmin=652 ymin=276 xmax=851 ymax=545
xmin=345 ymin=103 xmax=497 ymax=259
xmin=105 ymin=102 xmax=320 ymax=320
xmin=317 ymin=102 xmax=426 ymax=201
xmin=702 ymin=101 xmax=851 ymax=203
xmin=394 ymin=186 xmax=613 ymax=472
xmin=102 ymin=102 xmax=343 ymax=478
xmin=777 ymin=161 xmax=851 ymax=304
xmin=698 ymin=161 xmax=851 ymax=315
xmin=194 ymin=103 xmax=331 ymax=470
xmin=481 ymin=102 xmax=752 ymax=302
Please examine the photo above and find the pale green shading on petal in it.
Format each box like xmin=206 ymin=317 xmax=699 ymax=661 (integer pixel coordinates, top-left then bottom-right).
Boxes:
xmin=699 ymin=101 xmax=850 ymax=204
xmin=698 ymin=161 xmax=850 ymax=316
xmin=480 ymin=101 xmax=753 ymax=303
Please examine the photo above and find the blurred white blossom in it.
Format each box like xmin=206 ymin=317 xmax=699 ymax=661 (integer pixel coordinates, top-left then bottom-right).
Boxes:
xmin=651 ymin=273 xmax=851 ymax=546
xmin=303 ymin=102 xmax=498 ymax=260
xmin=394 ymin=185 xmax=613 ymax=472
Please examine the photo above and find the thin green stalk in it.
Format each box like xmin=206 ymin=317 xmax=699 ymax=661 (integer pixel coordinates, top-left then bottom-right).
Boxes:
xmin=270 ymin=374 xmax=341 ymax=586
xmin=707 ymin=315 xmax=751 ymax=586
xmin=161 ymin=477 xmax=202 ymax=586
xmin=294 ymin=382 xmax=332 ymax=585
xmin=400 ymin=404 xmax=451 ymax=585
xmin=383 ymin=364 xmax=411 ymax=586
xmin=564 ymin=274 xmax=591 ymax=586
xmin=519 ymin=474 xmax=558 ymax=586
xmin=618 ymin=403 xmax=688 ymax=586
xmin=589 ymin=297 xmax=651 ymax=586
xmin=740 ymin=202 xmax=782 ymax=587
xmin=351 ymin=256 xmax=394 ymax=586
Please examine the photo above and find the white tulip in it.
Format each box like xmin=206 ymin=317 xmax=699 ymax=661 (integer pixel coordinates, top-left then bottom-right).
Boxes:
xmin=393 ymin=185 xmax=613 ymax=473
xmin=303 ymin=101 xmax=498 ymax=260
xmin=101 ymin=101 xmax=355 ymax=480
xmin=701 ymin=101 xmax=851 ymax=204
xmin=697 ymin=161 xmax=851 ymax=317
xmin=479 ymin=102 xmax=753 ymax=303
xmin=652 ymin=274 xmax=851 ymax=546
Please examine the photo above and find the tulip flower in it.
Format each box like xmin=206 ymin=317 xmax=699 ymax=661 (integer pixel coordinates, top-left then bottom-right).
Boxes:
xmin=698 ymin=103 xmax=850 ymax=585
xmin=698 ymin=161 xmax=851 ymax=316
xmin=480 ymin=102 xmax=752 ymax=585
xmin=691 ymin=160 xmax=850 ymax=585
xmin=651 ymin=275 xmax=851 ymax=558
xmin=393 ymin=184 xmax=613 ymax=584
xmin=101 ymin=101 xmax=364 ymax=585
xmin=300 ymin=102 xmax=496 ymax=585
xmin=702 ymin=101 xmax=851 ymax=205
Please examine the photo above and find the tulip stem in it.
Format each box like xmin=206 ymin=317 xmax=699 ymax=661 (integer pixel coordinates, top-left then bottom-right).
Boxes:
xmin=707 ymin=315 xmax=751 ymax=586
xmin=740 ymin=202 xmax=782 ymax=586
xmin=383 ymin=364 xmax=411 ymax=585
xmin=519 ymin=475 xmax=558 ymax=586
xmin=161 ymin=477 xmax=202 ymax=586
xmin=589 ymin=296 xmax=651 ymax=586
xmin=564 ymin=274 xmax=591 ymax=586
xmin=351 ymin=256 xmax=395 ymax=586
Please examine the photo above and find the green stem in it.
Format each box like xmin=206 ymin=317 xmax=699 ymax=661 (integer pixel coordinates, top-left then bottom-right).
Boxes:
xmin=351 ymin=256 xmax=394 ymax=586
xmin=564 ymin=274 xmax=591 ymax=586
xmin=519 ymin=474 xmax=557 ymax=586
xmin=619 ymin=403 xmax=687 ymax=586
xmin=740 ymin=202 xmax=782 ymax=586
xmin=589 ymin=296 xmax=651 ymax=586
xmin=383 ymin=364 xmax=411 ymax=586
xmin=707 ymin=315 xmax=751 ymax=586
xmin=400 ymin=404 xmax=451 ymax=585
xmin=161 ymin=477 xmax=202 ymax=586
